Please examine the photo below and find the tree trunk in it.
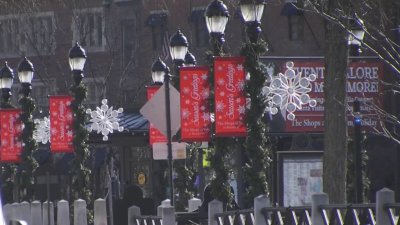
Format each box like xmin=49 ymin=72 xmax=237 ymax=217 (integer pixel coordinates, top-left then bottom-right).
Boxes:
xmin=323 ymin=0 xmax=350 ymax=204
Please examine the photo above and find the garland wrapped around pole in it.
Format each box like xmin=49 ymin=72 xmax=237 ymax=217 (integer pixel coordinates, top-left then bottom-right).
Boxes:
xmin=70 ymin=83 xmax=91 ymax=202
xmin=68 ymin=43 xmax=93 ymax=223
xmin=18 ymin=57 xmax=39 ymax=201
xmin=241 ymin=40 xmax=271 ymax=205
xmin=19 ymin=94 xmax=39 ymax=201
xmin=0 ymin=62 xmax=18 ymax=202
xmin=239 ymin=0 xmax=271 ymax=206
xmin=205 ymin=0 xmax=234 ymax=206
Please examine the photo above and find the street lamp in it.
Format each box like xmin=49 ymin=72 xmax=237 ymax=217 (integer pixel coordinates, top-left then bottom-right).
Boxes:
xmin=68 ymin=42 xmax=91 ymax=203
xmin=184 ymin=51 xmax=197 ymax=67
xmin=205 ymin=0 xmax=229 ymax=54
xmin=169 ymin=29 xmax=188 ymax=89
xmin=17 ymin=56 xmax=38 ymax=201
xmin=169 ymin=29 xmax=188 ymax=67
xmin=69 ymin=42 xmax=87 ymax=86
xmin=239 ymin=0 xmax=266 ymax=43
xmin=151 ymin=58 xmax=174 ymax=205
xmin=0 ymin=62 xmax=14 ymax=106
xmin=239 ymin=0 xmax=269 ymax=205
xmin=18 ymin=57 xmax=34 ymax=97
xmin=348 ymin=17 xmax=365 ymax=56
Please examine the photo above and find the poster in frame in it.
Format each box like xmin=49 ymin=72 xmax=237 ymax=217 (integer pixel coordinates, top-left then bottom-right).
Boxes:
xmin=277 ymin=151 xmax=323 ymax=206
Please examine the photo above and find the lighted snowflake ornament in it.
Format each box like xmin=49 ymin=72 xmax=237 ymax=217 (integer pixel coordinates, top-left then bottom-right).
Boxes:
xmin=263 ymin=61 xmax=317 ymax=121
xmin=33 ymin=117 xmax=50 ymax=144
xmin=86 ymin=99 xmax=124 ymax=141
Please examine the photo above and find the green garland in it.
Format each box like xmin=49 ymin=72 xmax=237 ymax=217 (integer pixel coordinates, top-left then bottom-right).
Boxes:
xmin=241 ymin=39 xmax=271 ymax=206
xmin=18 ymin=95 xmax=39 ymax=201
xmin=70 ymin=83 xmax=93 ymax=223
xmin=1 ymin=98 xmax=17 ymax=203
xmin=206 ymin=43 xmax=235 ymax=206
xmin=174 ymin=161 xmax=194 ymax=210
xmin=172 ymin=65 xmax=196 ymax=210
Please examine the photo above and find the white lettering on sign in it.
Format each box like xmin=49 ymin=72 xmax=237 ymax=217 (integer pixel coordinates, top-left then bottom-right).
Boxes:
xmin=226 ymin=64 xmax=236 ymax=92
xmin=347 ymin=81 xmax=378 ymax=93
xmin=191 ymin=74 xmax=200 ymax=100
xmin=227 ymin=94 xmax=235 ymax=119
xmin=294 ymin=67 xmax=325 ymax=79
xmin=347 ymin=67 xmax=379 ymax=80
xmin=193 ymin=101 xmax=200 ymax=126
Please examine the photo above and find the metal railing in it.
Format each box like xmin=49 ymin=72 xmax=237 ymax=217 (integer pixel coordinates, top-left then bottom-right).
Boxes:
xmin=384 ymin=203 xmax=400 ymax=225
xmin=261 ymin=206 xmax=312 ymax=225
xmin=318 ymin=203 xmax=376 ymax=225
xmin=214 ymin=209 xmax=254 ymax=225
xmin=176 ymin=211 xmax=207 ymax=225
xmin=131 ymin=215 xmax=162 ymax=225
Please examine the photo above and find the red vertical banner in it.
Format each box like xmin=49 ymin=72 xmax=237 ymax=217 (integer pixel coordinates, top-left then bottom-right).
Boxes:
xmin=50 ymin=96 xmax=74 ymax=153
xmin=180 ymin=66 xmax=211 ymax=142
xmin=146 ymin=86 xmax=167 ymax=145
xmin=214 ymin=57 xmax=247 ymax=137
xmin=0 ymin=109 xmax=23 ymax=163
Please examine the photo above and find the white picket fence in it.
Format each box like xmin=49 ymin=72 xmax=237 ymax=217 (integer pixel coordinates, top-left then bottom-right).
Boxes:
xmin=2 ymin=199 xmax=107 ymax=225
xmin=3 ymin=188 xmax=400 ymax=225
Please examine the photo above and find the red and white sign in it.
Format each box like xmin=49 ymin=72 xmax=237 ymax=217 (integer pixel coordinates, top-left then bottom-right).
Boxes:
xmin=214 ymin=57 xmax=247 ymax=137
xmin=50 ymin=96 xmax=74 ymax=153
xmin=180 ymin=66 xmax=211 ymax=142
xmin=0 ymin=109 xmax=23 ymax=163
xmin=146 ymin=86 xmax=168 ymax=145
xmin=270 ymin=59 xmax=385 ymax=132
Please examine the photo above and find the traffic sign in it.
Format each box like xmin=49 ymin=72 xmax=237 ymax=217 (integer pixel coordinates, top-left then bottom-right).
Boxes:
xmin=140 ymin=84 xmax=181 ymax=137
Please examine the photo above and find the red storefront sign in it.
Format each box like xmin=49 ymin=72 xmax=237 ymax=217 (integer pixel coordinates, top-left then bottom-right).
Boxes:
xmin=272 ymin=60 xmax=384 ymax=132
xmin=180 ymin=66 xmax=211 ymax=141
xmin=0 ymin=109 xmax=23 ymax=163
xmin=50 ymin=96 xmax=74 ymax=152
xmin=146 ymin=86 xmax=167 ymax=145
xmin=214 ymin=57 xmax=247 ymax=137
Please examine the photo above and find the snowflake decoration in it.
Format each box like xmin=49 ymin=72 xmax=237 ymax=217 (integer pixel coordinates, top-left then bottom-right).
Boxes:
xmin=86 ymin=99 xmax=124 ymax=141
xmin=202 ymin=89 xmax=210 ymax=99
xmin=182 ymin=108 xmax=190 ymax=120
xmin=216 ymin=101 xmax=225 ymax=112
xmin=33 ymin=117 xmax=50 ymax=144
xmin=263 ymin=61 xmax=317 ymax=121
xmin=237 ymin=80 xmax=245 ymax=91
xmin=217 ymin=78 xmax=225 ymax=86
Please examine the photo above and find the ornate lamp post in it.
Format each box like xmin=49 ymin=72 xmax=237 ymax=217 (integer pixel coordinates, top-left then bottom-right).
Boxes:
xmin=68 ymin=42 xmax=91 ymax=204
xmin=184 ymin=51 xmax=197 ymax=67
xmin=205 ymin=0 xmax=233 ymax=205
xmin=353 ymin=99 xmax=363 ymax=203
xmin=169 ymin=29 xmax=188 ymax=67
xmin=17 ymin=57 xmax=38 ymax=201
xmin=239 ymin=0 xmax=270 ymax=206
xmin=348 ymin=16 xmax=365 ymax=203
xmin=151 ymin=58 xmax=174 ymax=205
xmin=169 ymin=29 xmax=188 ymax=89
xmin=348 ymin=18 xmax=365 ymax=56
xmin=239 ymin=0 xmax=266 ymax=43
xmin=0 ymin=62 xmax=16 ymax=202
xmin=0 ymin=62 xmax=14 ymax=108
xmin=205 ymin=0 xmax=229 ymax=55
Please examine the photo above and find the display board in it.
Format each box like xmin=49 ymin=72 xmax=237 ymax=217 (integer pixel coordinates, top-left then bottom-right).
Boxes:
xmin=277 ymin=151 xmax=323 ymax=206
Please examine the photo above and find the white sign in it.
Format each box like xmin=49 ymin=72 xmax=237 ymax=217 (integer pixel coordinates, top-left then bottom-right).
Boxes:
xmin=140 ymin=84 xmax=181 ymax=137
xmin=152 ymin=142 xmax=187 ymax=160
xmin=281 ymin=153 xmax=323 ymax=206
